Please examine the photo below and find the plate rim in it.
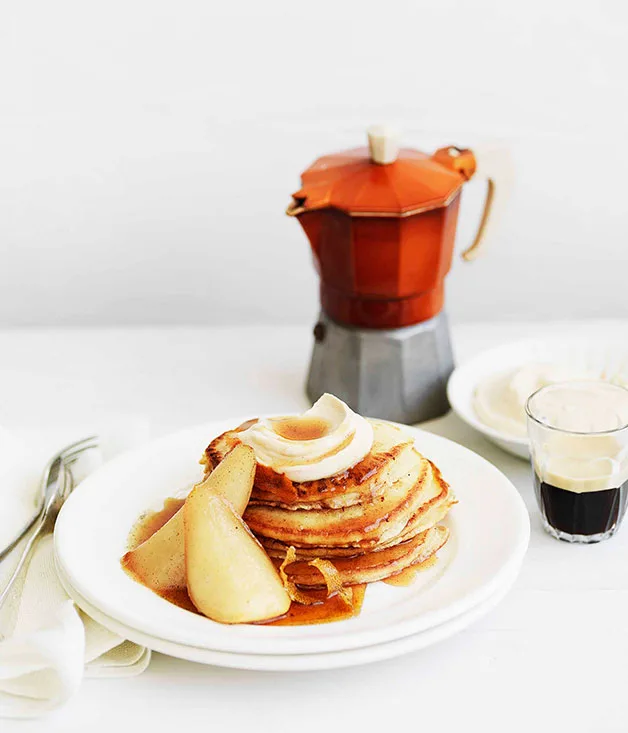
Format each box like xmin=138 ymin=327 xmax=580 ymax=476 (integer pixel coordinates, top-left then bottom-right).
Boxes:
xmin=55 ymin=558 xmax=522 ymax=671
xmin=54 ymin=419 xmax=530 ymax=655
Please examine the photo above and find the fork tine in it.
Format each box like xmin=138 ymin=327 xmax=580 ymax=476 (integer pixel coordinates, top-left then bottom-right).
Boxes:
xmin=60 ymin=439 xmax=98 ymax=466
xmin=62 ymin=444 xmax=97 ymax=463
xmin=59 ymin=436 xmax=98 ymax=460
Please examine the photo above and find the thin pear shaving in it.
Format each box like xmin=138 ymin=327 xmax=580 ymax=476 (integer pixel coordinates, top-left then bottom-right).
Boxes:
xmin=308 ymin=558 xmax=352 ymax=604
xmin=279 ymin=547 xmax=318 ymax=605
xmin=279 ymin=548 xmax=352 ymax=606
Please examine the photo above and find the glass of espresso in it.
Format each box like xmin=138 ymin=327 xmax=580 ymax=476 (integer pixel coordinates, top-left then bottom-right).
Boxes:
xmin=526 ymin=381 xmax=628 ymax=543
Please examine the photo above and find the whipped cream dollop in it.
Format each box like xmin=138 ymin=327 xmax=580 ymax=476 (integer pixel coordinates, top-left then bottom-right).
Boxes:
xmin=237 ymin=393 xmax=374 ymax=482
xmin=474 ymin=363 xmax=594 ymax=437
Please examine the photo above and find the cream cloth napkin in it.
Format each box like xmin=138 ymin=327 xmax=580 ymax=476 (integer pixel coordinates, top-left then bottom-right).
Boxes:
xmin=0 ymin=420 xmax=152 ymax=718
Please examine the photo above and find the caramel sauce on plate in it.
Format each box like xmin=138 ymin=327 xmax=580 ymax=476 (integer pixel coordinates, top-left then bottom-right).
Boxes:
xmin=128 ymin=497 xmax=185 ymax=548
xmin=265 ymin=584 xmax=366 ymax=626
xmin=154 ymin=583 xmax=366 ymax=625
xmin=123 ymin=499 xmax=367 ymax=626
xmin=383 ymin=555 xmax=438 ymax=586
xmin=271 ymin=416 xmax=331 ymax=441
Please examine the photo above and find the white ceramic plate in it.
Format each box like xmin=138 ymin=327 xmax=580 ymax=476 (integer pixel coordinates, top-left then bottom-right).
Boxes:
xmin=54 ymin=419 xmax=529 ymax=656
xmin=447 ymin=337 xmax=628 ymax=459
xmin=56 ymin=559 xmax=521 ymax=671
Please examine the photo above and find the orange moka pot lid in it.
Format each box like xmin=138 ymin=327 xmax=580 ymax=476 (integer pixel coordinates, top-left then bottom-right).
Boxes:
xmin=287 ymin=126 xmax=477 ymax=218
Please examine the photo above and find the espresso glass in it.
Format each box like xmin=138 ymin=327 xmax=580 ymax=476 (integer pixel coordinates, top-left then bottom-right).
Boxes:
xmin=526 ymin=381 xmax=628 ymax=543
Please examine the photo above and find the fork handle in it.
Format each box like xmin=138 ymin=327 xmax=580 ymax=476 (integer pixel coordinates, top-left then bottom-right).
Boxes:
xmin=0 ymin=513 xmax=47 ymax=611
xmin=0 ymin=509 xmax=42 ymax=563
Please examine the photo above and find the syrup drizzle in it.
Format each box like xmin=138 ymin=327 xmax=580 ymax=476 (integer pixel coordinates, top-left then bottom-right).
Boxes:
xmin=271 ymin=416 xmax=331 ymax=441
xmin=123 ymin=499 xmax=366 ymax=625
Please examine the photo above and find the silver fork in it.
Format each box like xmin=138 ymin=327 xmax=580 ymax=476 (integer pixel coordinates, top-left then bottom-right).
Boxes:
xmin=0 ymin=437 xmax=98 ymax=610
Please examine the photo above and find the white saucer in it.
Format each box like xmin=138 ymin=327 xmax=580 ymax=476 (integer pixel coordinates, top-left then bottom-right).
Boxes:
xmin=54 ymin=419 xmax=529 ymax=657
xmin=56 ymin=559 xmax=521 ymax=671
xmin=447 ymin=336 xmax=628 ymax=459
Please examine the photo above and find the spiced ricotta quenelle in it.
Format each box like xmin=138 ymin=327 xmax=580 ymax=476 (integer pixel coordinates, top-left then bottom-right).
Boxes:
xmin=122 ymin=394 xmax=456 ymax=626
xmin=526 ymin=382 xmax=628 ymax=544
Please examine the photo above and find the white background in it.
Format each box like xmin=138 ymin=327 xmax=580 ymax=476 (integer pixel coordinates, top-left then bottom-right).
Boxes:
xmin=1 ymin=0 xmax=627 ymax=327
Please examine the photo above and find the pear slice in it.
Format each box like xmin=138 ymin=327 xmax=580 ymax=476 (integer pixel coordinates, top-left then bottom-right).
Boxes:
xmin=122 ymin=504 xmax=187 ymax=591
xmin=122 ymin=444 xmax=257 ymax=592
xmin=188 ymin=443 xmax=256 ymax=517
xmin=185 ymin=493 xmax=290 ymax=623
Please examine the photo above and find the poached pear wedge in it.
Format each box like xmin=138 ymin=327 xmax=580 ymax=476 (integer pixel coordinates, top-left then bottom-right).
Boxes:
xmin=185 ymin=493 xmax=290 ymax=623
xmin=190 ymin=443 xmax=256 ymax=516
xmin=122 ymin=444 xmax=257 ymax=592
xmin=122 ymin=505 xmax=187 ymax=591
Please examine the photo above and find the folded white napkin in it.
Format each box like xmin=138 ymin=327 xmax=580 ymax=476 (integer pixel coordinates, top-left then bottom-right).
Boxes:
xmin=0 ymin=419 xmax=152 ymax=718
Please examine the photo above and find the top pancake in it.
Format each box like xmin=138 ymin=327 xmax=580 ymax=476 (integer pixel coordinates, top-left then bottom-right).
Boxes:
xmin=204 ymin=419 xmax=418 ymax=509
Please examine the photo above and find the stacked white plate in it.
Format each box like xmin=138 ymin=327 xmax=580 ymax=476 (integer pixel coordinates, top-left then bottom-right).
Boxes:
xmin=54 ymin=420 xmax=530 ymax=671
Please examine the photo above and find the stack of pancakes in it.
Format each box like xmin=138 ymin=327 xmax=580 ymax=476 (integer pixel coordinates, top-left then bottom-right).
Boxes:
xmin=204 ymin=419 xmax=455 ymax=589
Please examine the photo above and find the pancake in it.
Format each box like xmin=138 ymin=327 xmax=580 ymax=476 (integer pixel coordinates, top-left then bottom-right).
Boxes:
xmin=244 ymin=456 xmax=446 ymax=547
xmin=277 ymin=525 xmax=449 ymax=587
xmin=205 ymin=409 xmax=455 ymax=606
xmin=261 ymin=484 xmax=454 ymax=559
xmin=125 ymin=399 xmax=456 ymax=625
xmin=205 ymin=419 xmax=417 ymax=509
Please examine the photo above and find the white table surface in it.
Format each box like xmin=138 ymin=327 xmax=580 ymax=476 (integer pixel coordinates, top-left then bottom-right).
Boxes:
xmin=2 ymin=320 xmax=628 ymax=732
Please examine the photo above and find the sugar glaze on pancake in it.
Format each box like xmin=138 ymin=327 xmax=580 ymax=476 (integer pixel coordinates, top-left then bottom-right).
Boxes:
xmin=205 ymin=412 xmax=455 ymax=589
xmin=205 ymin=419 xmax=418 ymax=509
xmin=244 ymin=457 xmax=448 ymax=547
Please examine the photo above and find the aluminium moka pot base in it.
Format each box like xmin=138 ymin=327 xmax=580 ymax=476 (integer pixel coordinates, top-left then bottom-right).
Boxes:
xmin=307 ymin=311 xmax=454 ymax=424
